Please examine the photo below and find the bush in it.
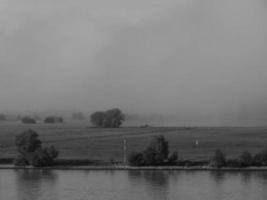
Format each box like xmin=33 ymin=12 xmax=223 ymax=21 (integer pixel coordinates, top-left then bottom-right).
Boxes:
xmin=128 ymin=135 xmax=178 ymax=166
xmin=14 ymin=129 xmax=59 ymax=167
xmin=21 ymin=117 xmax=36 ymax=124
xmin=168 ymin=152 xmax=178 ymax=165
xmin=90 ymin=108 xmax=125 ymax=128
xmin=226 ymin=159 xmax=241 ymax=168
xmin=254 ymin=148 xmax=267 ymax=166
xmin=128 ymin=152 xmax=144 ymax=166
xmin=13 ymin=154 xmax=28 ymax=166
xmin=210 ymin=149 xmax=226 ymax=168
xmin=239 ymin=151 xmax=253 ymax=167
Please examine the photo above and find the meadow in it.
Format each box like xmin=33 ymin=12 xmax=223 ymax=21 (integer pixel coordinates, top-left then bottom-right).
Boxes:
xmin=0 ymin=121 xmax=267 ymax=162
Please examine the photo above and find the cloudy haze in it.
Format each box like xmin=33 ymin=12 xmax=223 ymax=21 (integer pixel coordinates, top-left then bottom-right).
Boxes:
xmin=0 ymin=0 xmax=267 ymax=125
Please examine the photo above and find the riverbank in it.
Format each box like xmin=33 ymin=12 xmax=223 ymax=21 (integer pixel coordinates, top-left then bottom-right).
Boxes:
xmin=1 ymin=164 xmax=267 ymax=171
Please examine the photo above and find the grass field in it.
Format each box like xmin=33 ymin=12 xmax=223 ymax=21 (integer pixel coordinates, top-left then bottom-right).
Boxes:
xmin=0 ymin=121 xmax=267 ymax=162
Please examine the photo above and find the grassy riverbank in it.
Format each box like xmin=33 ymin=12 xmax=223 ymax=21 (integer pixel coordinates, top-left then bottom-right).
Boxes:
xmin=0 ymin=122 xmax=267 ymax=162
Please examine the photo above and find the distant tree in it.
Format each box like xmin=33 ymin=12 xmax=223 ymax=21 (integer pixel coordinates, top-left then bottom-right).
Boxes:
xmin=15 ymin=129 xmax=41 ymax=155
xmin=239 ymin=151 xmax=253 ymax=167
xmin=142 ymin=135 xmax=169 ymax=165
xmin=254 ymin=148 xmax=267 ymax=166
xmin=210 ymin=149 xmax=226 ymax=168
xmin=0 ymin=114 xmax=6 ymax=121
xmin=168 ymin=151 xmax=179 ymax=164
xmin=90 ymin=111 xmax=105 ymax=127
xmin=55 ymin=117 xmax=64 ymax=123
xmin=21 ymin=117 xmax=36 ymax=124
xmin=72 ymin=112 xmax=85 ymax=120
xmin=103 ymin=108 xmax=125 ymax=128
xmin=128 ymin=152 xmax=145 ymax=166
xmin=44 ymin=116 xmax=63 ymax=124
xmin=44 ymin=116 xmax=56 ymax=123
xmin=90 ymin=108 xmax=125 ymax=128
xmin=14 ymin=129 xmax=59 ymax=167
xmin=128 ymin=135 xmax=177 ymax=166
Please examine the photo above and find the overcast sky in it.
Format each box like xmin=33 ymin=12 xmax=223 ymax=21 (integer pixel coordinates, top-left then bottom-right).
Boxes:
xmin=0 ymin=0 xmax=267 ymax=125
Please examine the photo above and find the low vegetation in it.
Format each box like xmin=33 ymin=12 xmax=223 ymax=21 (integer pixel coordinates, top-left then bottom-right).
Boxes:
xmin=21 ymin=116 xmax=36 ymax=124
xmin=128 ymin=135 xmax=178 ymax=166
xmin=90 ymin=108 xmax=125 ymax=128
xmin=14 ymin=129 xmax=59 ymax=167
xmin=208 ymin=148 xmax=267 ymax=168
xmin=0 ymin=114 xmax=6 ymax=121
xmin=44 ymin=116 xmax=64 ymax=124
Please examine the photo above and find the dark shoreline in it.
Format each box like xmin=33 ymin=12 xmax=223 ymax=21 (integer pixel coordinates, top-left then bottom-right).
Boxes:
xmin=1 ymin=164 xmax=267 ymax=171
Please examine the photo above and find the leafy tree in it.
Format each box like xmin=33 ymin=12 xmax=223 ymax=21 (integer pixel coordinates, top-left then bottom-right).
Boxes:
xmin=239 ymin=151 xmax=253 ymax=167
xmin=90 ymin=111 xmax=105 ymax=127
xmin=128 ymin=152 xmax=144 ymax=166
xmin=14 ymin=129 xmax=59 ymax=167
xmin=15 ymin=129 xmax=41 ymax=155
xmin=44 ymin=116 xmax=56 ymax=123
xmin=90 ymin=108 xmax=125 ymax=128
xmin=210 ymin=149 xmax=226 ymax=168
xmin=44 ymin=116 xmax=64 ymax=123
xmin=128 ymin=135 xmax=177 ymax=166
xmin=0 ymin=114 xmax=6 ymax=121
xmin=21 ymin=117 xmax=36 ymax=124
xmin=103 ymin=108 xmax=125 ymax=128
xmin=254 ymin=148 xmax=267 ymax=166
xmin=168 ymin=152 xmax=179 ymax=164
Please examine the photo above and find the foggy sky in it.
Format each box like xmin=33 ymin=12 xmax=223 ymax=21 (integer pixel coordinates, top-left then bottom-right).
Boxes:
xmin=1 ymin=0 xmax=267 ymax=125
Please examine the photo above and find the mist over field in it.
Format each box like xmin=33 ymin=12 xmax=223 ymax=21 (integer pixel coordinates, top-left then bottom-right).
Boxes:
xmin=1 ymin=0 xmax=267 ymax=125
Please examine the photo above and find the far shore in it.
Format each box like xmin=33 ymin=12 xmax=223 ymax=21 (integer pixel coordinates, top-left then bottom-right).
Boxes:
xmin=1 ymin=164 xmax=267 ymax=171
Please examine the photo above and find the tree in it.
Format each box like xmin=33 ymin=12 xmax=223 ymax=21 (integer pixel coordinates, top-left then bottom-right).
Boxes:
xmin=90 ymin=108 xmax=125 ymax=128
xmin=0 ymin=114 xmax=6 ymax=121
xmin=15 ymin=129 xmax=41 ymax=155
xmin=103 ymin=108 xmax=125 ymax=128
xmin=128 ymin=135 xmax=177 ymax=166
xmin=210 ymin=149 xmax=226 ymax=168
xmin=239 ymin=151 xmax=253 ymax=167
xmin=128 ymin=152 xmax=144 ymax=166
xmin=44 ymin=116 xmax=64 ymax=124
xmin=254 ymin=148 xmax=267 ymax=166
xmin=21 ymin=117 xmax=36 ymax=124
xmin=14 ymin=129 xmax=59 ymax=167
xmin=90 ymin=111 xmax=105 ymax=127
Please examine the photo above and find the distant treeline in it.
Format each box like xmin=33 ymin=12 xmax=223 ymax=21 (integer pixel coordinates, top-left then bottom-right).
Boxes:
xmin=128 ymin=135 xmax=267 ymax=168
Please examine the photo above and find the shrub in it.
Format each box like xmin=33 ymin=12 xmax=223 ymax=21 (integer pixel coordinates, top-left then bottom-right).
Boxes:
xmin=21 ymin=117 xmax=36 ymax=124
xmin=226 ymin=159 xmax=241 ymax=168
xmin=13 ymin=154 xmax=28 ymax=166
xmin=14 ymin=129 xmax=59 ymax=167
xmin=128 ymin=135 xmax=178 ymax=166
xmin=239 ymin=151 xmax=253 ymax=167
xmin=168 ymin=152 xmax=179 ymax=165
xmin=128 ymin=152 xmax=144 ymax=166
xmin=254 ymin=148 xmax=267 ymax=166
xmin=210 ymin=149 xmax=226 ymax=168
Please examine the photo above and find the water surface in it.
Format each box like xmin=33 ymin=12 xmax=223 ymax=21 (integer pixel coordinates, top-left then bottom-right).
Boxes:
xmin=1 ymin=169 xmax=267 ymax=200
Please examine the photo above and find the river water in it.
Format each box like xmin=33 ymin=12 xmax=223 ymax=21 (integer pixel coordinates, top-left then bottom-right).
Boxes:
xmin=1 ymin=169 xmax=267 ymax=200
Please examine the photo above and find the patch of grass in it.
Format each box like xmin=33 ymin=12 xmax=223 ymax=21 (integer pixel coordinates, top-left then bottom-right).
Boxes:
xmin=0 ymin=122 xmax=267 ymax=162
